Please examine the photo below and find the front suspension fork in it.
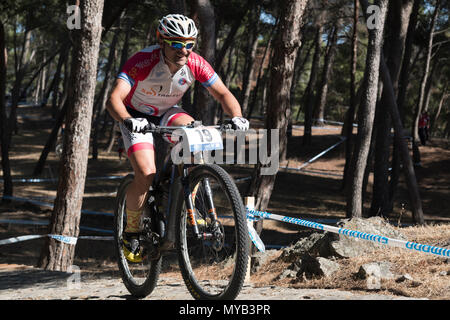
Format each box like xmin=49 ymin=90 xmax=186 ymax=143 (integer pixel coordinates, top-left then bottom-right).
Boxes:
xmin=182 ymin=168 xmax=218 ymax=240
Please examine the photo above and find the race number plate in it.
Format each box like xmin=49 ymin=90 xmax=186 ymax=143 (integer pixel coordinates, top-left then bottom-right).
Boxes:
xmin=182 ymin=126 xmax=223 ymax=152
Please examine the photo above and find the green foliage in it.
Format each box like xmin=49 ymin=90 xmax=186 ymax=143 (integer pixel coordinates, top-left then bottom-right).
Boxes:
xmin=0 ymin=0 xmax=448 ymax=137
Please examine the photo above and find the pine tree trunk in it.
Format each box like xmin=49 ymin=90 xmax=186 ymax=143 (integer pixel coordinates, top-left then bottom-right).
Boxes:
xmin=342 ymin=0 xmax=359 ymax=192
xmin=241 ymin=7 xmax=260 ymax=115
xmin=215 ymin=1 xmax=253 ymax=74
xmin=390 ymin=0 xmax=419 ymax=209
xmin=430 ymin=85 xmax=448 ymax=136
xmin=40 ymin=41 xmax=70 ymax=109
xmin=411 ymin=0 xmax=441 ymax=144
xmin=247 ymin=22 xmax=277 ymax=120
xmin=301 ymin=24 xmax=322 ymax=146
xmin=241 ymin=32 xmax=259 ymax=115
xmin=346 ymin=0 xmax=388 ymax=218
xmin=33 ymin=101 xmax=69 ymax=176
xmin=38 ymin=0 xmax=105 ymax=271
xmin=248 ymin=0 xmax=308 ymax=237
xmin=51 ymin=44 xmax=71 ymax=117
xmin=313 ymin=24 xmax=338 ymax=126
xmin=361 ymin=0 xmax=424 ymax=224
xmin=422 ymin=57 xmax=438 ymax=113
xmin=0 ymin=19 xmax=13 ymax=200
xmin=379 ymin=53 xmax=425 ymax=224
xmin=92 ymin=26 xmax=119 ymax=160
xmin=371 ymin=0 xmax=413 ymax=217
xmin=290 ymin=37 xmax=312 ymax=117
xmin=397 ymin=0 xmax=420 ymax=122
xmin=195 ymin=0 xmax=216 ymax=125
xmin=9 ymin=29 xmax=35 ymax=135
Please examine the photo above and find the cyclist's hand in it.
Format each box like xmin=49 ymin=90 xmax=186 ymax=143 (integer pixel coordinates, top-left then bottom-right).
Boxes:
xmin=231 ymin=117 xmax=249 ymax=131
xmin=123 ymin=118 xmax=149 ymax=133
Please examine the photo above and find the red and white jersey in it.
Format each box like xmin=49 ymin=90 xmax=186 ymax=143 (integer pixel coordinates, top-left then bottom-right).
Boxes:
xmin=117 ymin=45 xmax=218 ymax=116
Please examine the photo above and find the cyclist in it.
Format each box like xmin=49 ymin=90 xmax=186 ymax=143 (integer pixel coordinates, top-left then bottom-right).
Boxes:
xmin=106 ymin=14 xmax=249 ymax=261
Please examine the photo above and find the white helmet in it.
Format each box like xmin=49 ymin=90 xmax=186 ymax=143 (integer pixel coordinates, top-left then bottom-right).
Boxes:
xmin=158 ymin=14 xmax=198 ymax=39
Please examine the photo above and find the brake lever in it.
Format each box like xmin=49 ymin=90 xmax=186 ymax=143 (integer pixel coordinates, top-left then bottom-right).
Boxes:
xmin=219 ymin=123 xmax=234 ymax=132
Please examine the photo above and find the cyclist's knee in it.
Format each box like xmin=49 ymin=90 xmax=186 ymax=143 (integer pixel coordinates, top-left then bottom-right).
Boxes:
xmin=133 ymin=166 xmax=156 ymax=188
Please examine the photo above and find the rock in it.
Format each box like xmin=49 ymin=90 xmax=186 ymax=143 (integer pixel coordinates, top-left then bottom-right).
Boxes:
xmin=280 ymin=217 xmax=407 ymax=261
xmin=296 ymin=254 xmax=340 ymax=279
xmin=357 ymin=262 xmax=395 ymax=280
xmin=316 ymin=257 xmax=340 ymax=277
xmin=251 ymin=250 xmax=278 ymax=273
xmin=395 ymin=273 xmax=414 ymax=283
xmin=395 ymin=274 xmax=422 ymax=287
xmin=276 ymin=269 xmax=297 ymax=281
xmin=329 ymin=217 xmax=407 ymax=258
xmin=280 ymin=233 xmax=334 ymax=262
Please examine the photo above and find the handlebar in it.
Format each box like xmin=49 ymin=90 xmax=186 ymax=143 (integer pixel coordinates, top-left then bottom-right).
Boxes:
xmin=142 ymin=121 xmax=234 ymax=134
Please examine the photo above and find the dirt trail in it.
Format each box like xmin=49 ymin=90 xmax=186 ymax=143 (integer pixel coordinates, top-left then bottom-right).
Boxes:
xmin=0 ymin=266 xmax=421 ymax=300
xmin=1 ymin=105 xmax=449 ymax=301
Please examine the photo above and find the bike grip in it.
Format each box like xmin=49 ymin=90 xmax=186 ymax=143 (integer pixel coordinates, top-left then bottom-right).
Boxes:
xmin=143 ymin=123 xmax=156 ymax=133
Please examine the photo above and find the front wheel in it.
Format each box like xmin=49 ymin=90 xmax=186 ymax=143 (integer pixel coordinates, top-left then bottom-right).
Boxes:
xmin=113 ymin=174 xmax=162 ymax=298
xmin=175 ymin=164 xmax=249 ymax=300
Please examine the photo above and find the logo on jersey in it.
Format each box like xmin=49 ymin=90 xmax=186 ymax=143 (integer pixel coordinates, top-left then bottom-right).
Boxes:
xmin=179 ymin=78 xmax=187 ymax=86
xmin=141 ymin=87 xmax=157 ymax=96
xmin=140 ymin=104 xmax=158 ymax=116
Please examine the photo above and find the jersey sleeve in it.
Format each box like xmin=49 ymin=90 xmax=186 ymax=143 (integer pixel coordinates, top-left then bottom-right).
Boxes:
xmin=187 ymin=52 xmax=219 ymax=88
xmin=117 ymin=54 xmax=140 ymax=87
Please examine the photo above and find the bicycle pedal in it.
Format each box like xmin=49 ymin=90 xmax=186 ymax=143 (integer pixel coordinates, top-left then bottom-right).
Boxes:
xmin=196 ymin=218 xmax=207 ymax=225
xmin=187 ymin=217 xmax=207 ymax=226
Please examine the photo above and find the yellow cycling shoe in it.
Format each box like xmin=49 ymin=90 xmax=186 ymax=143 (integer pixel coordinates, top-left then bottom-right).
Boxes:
xmin=122 ymin=233 xmax=143 ymax=263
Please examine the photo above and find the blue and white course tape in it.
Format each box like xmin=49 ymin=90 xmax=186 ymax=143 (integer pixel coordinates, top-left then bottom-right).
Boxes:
xmin=246 ymin=208 xmax=450 ymax=259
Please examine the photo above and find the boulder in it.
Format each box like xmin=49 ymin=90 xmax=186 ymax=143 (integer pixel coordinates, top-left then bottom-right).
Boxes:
xmin=295 ymin=254 xmax=340 ymax=279
xmin=251 ymin=249 xmax=278 ymax=273
xmin=280 ymin=232 xmax=334 ymax=262
xmin=357 ymin=261 xmax=395 ymax=280
xmin=329 ymin=217 xmax=407 ymax=258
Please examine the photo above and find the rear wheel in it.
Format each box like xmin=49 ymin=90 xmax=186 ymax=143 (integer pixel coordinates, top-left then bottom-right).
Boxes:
xmin=175 ymin=165 xmax=249 ymax=300
xmin=114 ymin=174 xmax=162 ymax=298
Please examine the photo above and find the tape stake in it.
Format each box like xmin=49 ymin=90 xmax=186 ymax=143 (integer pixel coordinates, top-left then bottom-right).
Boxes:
xmin=244 ymin=199 xmax=265 ymax=253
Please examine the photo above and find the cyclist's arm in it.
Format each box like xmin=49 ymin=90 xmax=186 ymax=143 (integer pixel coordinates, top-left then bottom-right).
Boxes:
xmin=206 ymin=77 xmax=242 ymax=118
xmin=106 ymin=78 xmax=133 ymax=123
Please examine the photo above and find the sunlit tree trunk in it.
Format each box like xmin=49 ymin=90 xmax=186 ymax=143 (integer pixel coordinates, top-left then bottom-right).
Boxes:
xmin=412 ymin=0 xmax=440 ymax=163
xmin=248 ymin=0 xmax=308 ymax=237
xmin=38 ymin=0 xmax=105 ymax=271
xmin=342 ymin=0 xmax=359 ymax=192
xmin=371 ymin=0 xmax=413 ymax=217
xmin=346 ymin=0 xmax=388 ymax=218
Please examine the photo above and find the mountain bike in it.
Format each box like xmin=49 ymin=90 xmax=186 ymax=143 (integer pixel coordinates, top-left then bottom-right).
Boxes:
xmin=113 ymin=121 xmax=249 ymax=300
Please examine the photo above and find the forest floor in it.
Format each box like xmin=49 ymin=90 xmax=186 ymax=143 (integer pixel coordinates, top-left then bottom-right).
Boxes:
xmin=0 ymin=104 xmax=449 ymax=300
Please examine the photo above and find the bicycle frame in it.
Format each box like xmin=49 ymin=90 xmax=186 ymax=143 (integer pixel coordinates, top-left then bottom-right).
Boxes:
xmin=117 ymin=122 xmax=249 ymax=300
xmin=153 ymin=136 xmax=220 ymax=251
